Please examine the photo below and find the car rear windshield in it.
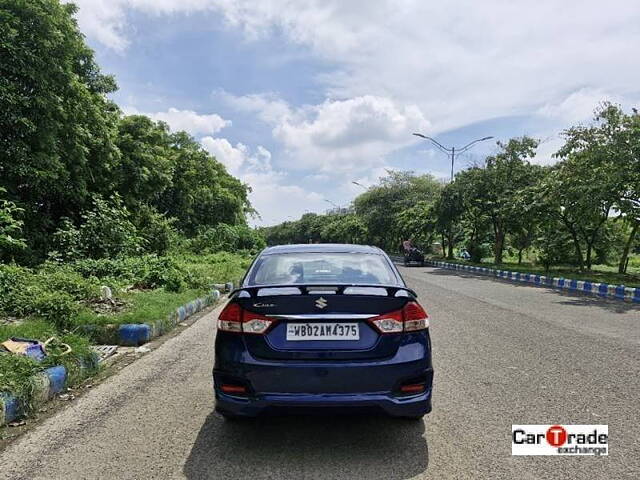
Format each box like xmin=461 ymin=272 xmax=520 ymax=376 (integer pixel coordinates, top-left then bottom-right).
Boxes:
xmin=246 ymin=252 xmax=398 ymax=286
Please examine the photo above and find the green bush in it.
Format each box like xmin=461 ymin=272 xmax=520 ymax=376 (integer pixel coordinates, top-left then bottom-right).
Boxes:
xmin=134 ymin=205 xmax=179 ymax=255
xmin=37 ymin=264 xmax=101 ymax=301
xmin=52 ymin=195 xmax=142 ymax=261
xmin=186 ymin=224 xmax=265 ymax=254
xmin=43 ymin=333 xmax=98 ymax=384
xmin=0 ymin=354 xmax=42 ymax=408
xmin=0 ymin=264 xmax=98 ymax=321
xmin=32 ymin=292 xmax=80 ymax=330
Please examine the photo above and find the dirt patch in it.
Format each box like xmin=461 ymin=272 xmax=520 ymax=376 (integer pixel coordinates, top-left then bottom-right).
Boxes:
xmin=0 ymin=316 xmax=23 ymax=327
xmin=86 ymin=297 xmax=129 ymax=315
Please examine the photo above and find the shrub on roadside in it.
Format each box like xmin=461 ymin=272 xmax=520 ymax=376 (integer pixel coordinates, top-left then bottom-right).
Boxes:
xmin=186 ymin=224 xmax=265 ymax=254
xmin=137 ymin=256 xmax=187 ymax=292
xmin=51 ymin=195 xmax=142 ymax=261
xmin=133 ymin=205 xmax=179 ymax=255
xmin=32 ymin=292 xmax=81 ymax=330
xmin=0 ymin=354 xmax=42 ymax=410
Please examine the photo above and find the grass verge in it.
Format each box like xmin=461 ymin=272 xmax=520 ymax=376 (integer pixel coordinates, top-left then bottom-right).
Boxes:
xmin=428 ymin=257 xmax=640 ymax=288
xmin=1 ymin=251 xmax=249 ymax=423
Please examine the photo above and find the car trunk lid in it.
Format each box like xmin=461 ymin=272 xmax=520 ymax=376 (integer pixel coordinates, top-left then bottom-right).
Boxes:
xmin=234 ymin=285 xmax=413 ymax=360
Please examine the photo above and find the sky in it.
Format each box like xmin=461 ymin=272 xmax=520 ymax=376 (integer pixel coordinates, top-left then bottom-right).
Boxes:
xmin=69 ymin=0 xmax=640 ymax=226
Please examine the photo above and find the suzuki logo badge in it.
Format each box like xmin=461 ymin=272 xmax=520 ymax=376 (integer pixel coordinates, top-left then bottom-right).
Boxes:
xmin=315 ymin=297 xmax=328 ymax=309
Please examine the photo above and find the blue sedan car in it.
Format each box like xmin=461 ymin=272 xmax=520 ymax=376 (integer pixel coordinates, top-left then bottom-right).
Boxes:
xmin=213 ymin=244 xmax=433 ymax=419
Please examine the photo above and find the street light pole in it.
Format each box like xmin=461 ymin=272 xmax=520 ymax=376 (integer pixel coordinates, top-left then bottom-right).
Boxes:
xmin=351 ymin=181 xmax=367 ymax=190
xmin=413 ymin=133 xmax=494 ymax=181
xmin=450 ymin=146 xmax=455 ymax=182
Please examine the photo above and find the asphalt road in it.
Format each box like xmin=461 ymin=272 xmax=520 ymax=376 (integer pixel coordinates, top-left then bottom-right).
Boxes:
xmin=1 ymin=266 xmax=639 ymax=479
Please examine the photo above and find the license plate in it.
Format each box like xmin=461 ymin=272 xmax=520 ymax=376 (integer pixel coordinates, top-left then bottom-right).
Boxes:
xmin=286 ymin=323 xmax=359 ymax=341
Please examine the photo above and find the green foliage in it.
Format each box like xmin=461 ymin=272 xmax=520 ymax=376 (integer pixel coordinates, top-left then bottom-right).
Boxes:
xmin=0 ymin=187 xmax=26 ymax=257
xmin=320 ymin=214 xmax=368 ymax=244
xmin=157 ymin=131 xmax=254 ymax=235
xmin=138 ymin=257 xmax=187 ymax=292
xmin=133 ymin=205 xmax=179 ymax=255
xmin=51 ymin=195 xmax=142 ymax=261
xmin=0 ymin=326 xmax=97 ymax=412
xmin=0 ymin=263 xmax=96 ymax=323
xmin=0 ymin=354 xmax=42 ymax=405
xmin=432 ymin=183 xmax=465 ymax=259
xmin=187 ymin=224 xmax=265 ymax=254
xmin=533 ymin=216 xmax=575 ymax=271
xmin=114 ymin=116 xmax=175 ymax=208
xmin=469 ymin=137 xmax=541 ymax=264
xmin=0 ymin=0 xmax=120 ymax=259
xmin=395 ymin=202 xmax=436 ymax=252
xmin=36 ymin=264 xmax=101 ymax=300
xmin=354 ymin=171 xmax=442 ymax=250
xmin=32 ymin=291 xmax=80 ymax=329
xmin=0 ymin=2 xmax=255 ymax=263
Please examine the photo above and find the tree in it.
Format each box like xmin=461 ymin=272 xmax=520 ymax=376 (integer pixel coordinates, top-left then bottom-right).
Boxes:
xmin=432 ymin=183 xmax=464 ymax=259
xmin=481 ymin=137 xmax=540 ymax=264
xmin=553 ymin=104 xmax=625 ymax=271
xmin=320 ymin=214 xmax=368 ymax=244
xmin=114 ymin=116 xmax=175 ymax=209
xmin=450 ymin=168 xmax=491 ymax=262
xmin=0 ymin=187 xmax=26 ymax=257
xmin=354 ymin=171 xmax=441 ymax=251
xmin=157 ymin=132 xmax=253 ymax=235
xmin=507 ymin=165 xmax=546 ymax=264
xmin=608 ymin=106 xmax=640 ymax=273
xmin=0 ymin=0 xmax=120 ymax=258
xmin=51 ymin=195 xmax=141 ymax=260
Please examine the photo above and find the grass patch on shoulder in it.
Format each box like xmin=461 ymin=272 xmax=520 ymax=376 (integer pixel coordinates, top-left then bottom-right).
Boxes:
xmin=0 ymin=251 xmax=248 ymax=420
xmin=1 ymin=323 xmax=98 ymax=412
xmin=72 ymin=287 xmax=209 ymax=327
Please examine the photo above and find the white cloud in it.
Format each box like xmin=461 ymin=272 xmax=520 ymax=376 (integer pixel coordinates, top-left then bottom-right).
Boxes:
xmin=69 ymin=0 xmax=640 ymax=221
xmin=226 ymin=93 xmax=429 ymax=174
xmin=200 ymin=137 xmax=247 ymax=175
xmin=177 ymin=1 xmax=640 ymax=131
xmin=73 ymin=1 xmax=640 ymax=132
xmin=68 ymin=0 xmax=215 ymax=51
xmin=537 ymin=88 xmax=624 ymax=124
xmin=200 ymin=138 xmax=325 ymax=225
xmin=123 ymin=107 xmax=230 ymax=136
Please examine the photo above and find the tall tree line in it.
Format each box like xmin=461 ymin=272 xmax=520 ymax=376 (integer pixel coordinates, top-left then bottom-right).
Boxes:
xmin=0 ymin=0 xmax=254 ymax=263
xmin=264 ymin=103 xmax=639 ymax=274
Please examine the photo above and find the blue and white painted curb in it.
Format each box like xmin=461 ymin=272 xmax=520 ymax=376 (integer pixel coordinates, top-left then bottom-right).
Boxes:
xmin=2 ymin=287 xmax=227 ymax=426
xmin=1 ymin=365 xmax=74 ymax=426
xmin=425 ymin=260 xmax=640 ymax=303
xmin=80 ymin=288 xmax=224 ymax=346
xmin=116 ymin=288 xmax=222 ymax=346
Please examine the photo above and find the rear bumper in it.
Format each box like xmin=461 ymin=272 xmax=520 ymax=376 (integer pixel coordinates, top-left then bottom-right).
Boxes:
xmin=213 ymin=331 xmax=433 ymax=417
xmin=214 ymin=388 xmax=432 ymax=418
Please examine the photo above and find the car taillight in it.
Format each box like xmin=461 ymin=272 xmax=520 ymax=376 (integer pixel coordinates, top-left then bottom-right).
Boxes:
xmin=369 ymin=301 xmax=429 ymax=334
xmin=242 ymin=310 xmax=274 ymax=334
xmin=370 ymin=310 xmax=404 ymax=333
xmin=217 ymin=302 xmax=275 ymax=334
xmin=217 ymin=303 xmax=242 ymax=332
xmin=403 ymin=301 xmax=429 ymax=332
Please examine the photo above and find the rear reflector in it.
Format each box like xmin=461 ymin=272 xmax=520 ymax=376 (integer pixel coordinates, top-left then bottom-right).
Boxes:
xmin=400 ymin=383 xmax=426 ymax=394
xmin=220 ymin=384 xmax=247 ymax=394
xmin=217 ymin=302 xmax=276 ymax=334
